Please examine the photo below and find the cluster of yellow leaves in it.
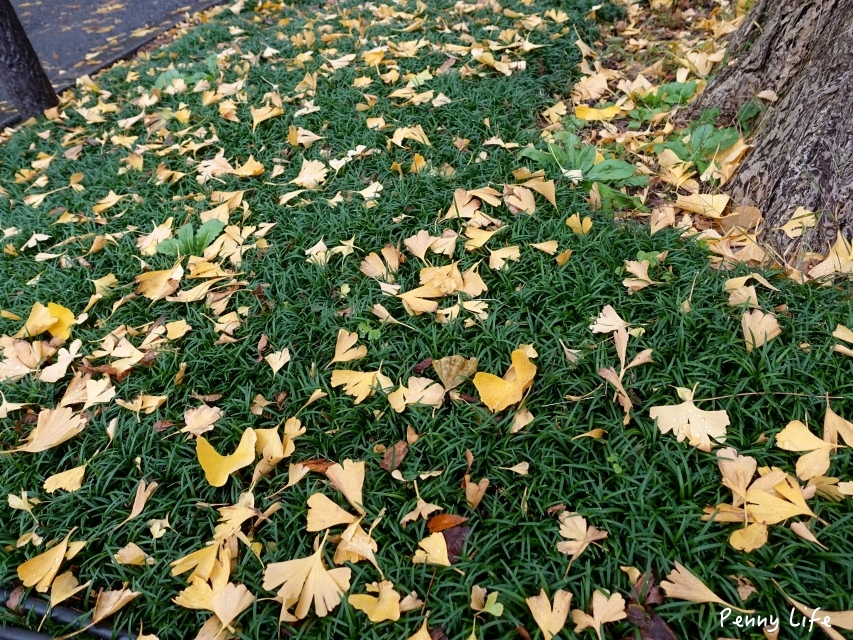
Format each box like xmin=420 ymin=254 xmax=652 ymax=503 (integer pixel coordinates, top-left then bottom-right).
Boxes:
xmin=525 ymin=587 xmax=625 ymax=640
xmin=695 ymin=401 xmax=853 ymax=553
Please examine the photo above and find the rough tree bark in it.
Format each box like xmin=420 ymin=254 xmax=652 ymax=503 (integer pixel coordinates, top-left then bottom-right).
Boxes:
xmin=688 ymin=0 xmax=853 ymax=259
xmin=0 ymin=0 xmax=57 ymax=120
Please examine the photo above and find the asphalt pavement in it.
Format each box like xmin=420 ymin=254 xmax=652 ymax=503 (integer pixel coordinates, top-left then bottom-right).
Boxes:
xmin=1 ymin=0 xmax=225 ymax=127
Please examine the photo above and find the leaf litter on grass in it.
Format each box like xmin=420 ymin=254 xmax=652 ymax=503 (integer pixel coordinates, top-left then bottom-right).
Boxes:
xmin=0 ymin=0 xmax=852 ymax=637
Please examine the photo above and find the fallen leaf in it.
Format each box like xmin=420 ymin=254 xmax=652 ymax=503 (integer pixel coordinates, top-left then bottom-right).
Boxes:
xmin=776 ymin=420 xmax=837 ymax=480
xmin=290 ymin=159 xmax=328 ymax=189
xmin=566 ymin=213 xmax=592 ymax=235
xmin=330 ymin=329 xmax=368 ymax=365
xmin=265 ymin=349 xmax=291 ymax=375
xmin=589 ymin=305 xmax=629 ymax=334
xmin=660 ymin=563 xmax=749 ymax=612
xmin=197 ymin=428 xmax=257 ymax=487
xmin=114 ymin=542 xmax=151 ymax=566
xmin=18 ymin=530 xmax=72 ymax=592
xmin=412 ymin=531 xmax=451 ymax=566
xmin=8 ymin=407 xmax=87 ymax=453
xmin=91 ymin=585 xmax=140 ymax=624
xmin=326 ymin=459 xmax=365 ymax=514
xmin=575 ymin=104 xmax=621 ymax=121
xmin=526 ymin=589 xmax=573 ymax=640
xmin=556 ymin=512 xmax=608 ymax=564
xmin=50 ymin=571 xmax=91 ymax=607
xmin=675 ymin=193 xmax=730 ymax=218
xmin=649 ymin=385 xmax=730 ymax=451
xmin=182 ymin=404 xmax=222 ymax=437
xmin=742 ymin=310 xmax=781 ymax=352
xmin=471 ymin=585 xmax=504 ymax=617
xmin=116 ymin=479 xmax=158 ymax=529
xmin=428 ymin=514 xmax=468 ymax=533
xmin=381 ymin=441 xmax=408 ymax=472
xmin=729 ymin=522 xmax=768 ymax=552
xmin=251 ymin=104 xmax=284 ymax=130
xmin=432 ymin=355 xmax=478 ymax=391
xmin=472 ymin=348 xmax=536 ymax=412
xmin=348 ymin=581 xmax=401 ymax=623
xmin=306 ymin=493 xmax=358 ymax=532
xmin=262 ymin=533 xmax=351 ymax=620
xmin=463 ymin=475 xmax=489 ymax=508
xmin=14 ymin=302 xmax=74 ymax=340
xmin=44 ymin=465 xmax=86 ymax=494
xmin=572 ymin=590 xmax=626 ymax=640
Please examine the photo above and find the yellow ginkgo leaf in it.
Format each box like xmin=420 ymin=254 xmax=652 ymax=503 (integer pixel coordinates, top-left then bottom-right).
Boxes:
xmin=325 ymin=459 xmax=366 ymax=514
xmin=135 ymin=263 xmax=184 ymax=301
xmin=742 ymin=309 xmax=781 ymax=352
xmin=488 ymin=246 xmax=520 ymax=270
xmin=211 ymin=582 xmax=255 ymax=629
xmin=588 ymin=305 xmax=628 ymax=334
xmin=526 ymin=589 xmax=573 ymax=640
xmin=83 ymin=376 xmax=115 ymax=411
xmin=290 ymin=159 xmax=328 ymax=189
xmin=675 ymin=193 xmax=730 ymax=218
xmin=522 ymin=177 xmax=557 ymax=208
xmin=348 ymin=581 xmax=402 ymax=623
xmin=330 ymin=329 xmax=368 ymax=365
xmin=44 ymin=464 xmax=86 ymax=494
xmin=746 ymin=477 xmax=815 ymax=525
xmin=574 ymin=104 xmax=621 ymax=121
xmin=92 ymin=190 xmax=126 ymax=214
xmin=566 ymin=213 xmax=592 ymax=235
xmin=334 ymin=519 xmax=379 ymax=570
xmin=91 ymin=586 xmax=140 ymax=624
xmin=14 ymin=302 xmax=74 ymax=340
xmin=407 ymin=619 xmax=432 ymax=640
xmin=18 ymin=530 xmax=73 ymax=592
xmin=556 ymin=512 xmax=608 ymax=564
xmin=398 ymin=284 xmax=445 ymax=316
xmin=265 ymin=349 xmax=291 ymax=375
xmin=114 ymin=542 xmax=150 ymax=566
xmin=181 ymin=403 xmax=222 ymax=437
xmin=784 ymin=593 xmax=853 ymax=632
xmin=776 ymin=420 xmax=837 ymax=480
xmin=571 ymin=590 xmax=626 ymax=640
xmin=197 ymin=428 xmax=257 ymax=487
xmin=331 ymin=369 xmax=393 ymax=404
xmin=660 ymin=563 xmax=750 ymax=612
xmin=50 ymin=571 xmax=91 ymax=607
xmin=716 ymin=448 xmax=756 ymax=508
xmin=234 ymin=155 xmax=265 ymax=177
xmin=306 ymin=493 xmax=358 ymax=531
xmin=116 ymin=479 xmax=158 ymax=529
xmin=412 ymin=532 xmax=451 ymax=567
xmin=8 ymin=407 xmax=87 ymax=453
xmin=473 ymin=348 xmax=537 ymax=413
xmin=824 ymin=401 xmax=853 ymax=447
xmin=170 ymin=544 xmax=218 ymax=581
xmin=776 ymin=206 xmax=818 ymax=239
xmin=251 ymin=104 xmax=284 ymax=131
xmin=262 ymin=533 xmax=352 ymax=620
xmin=531 ymin=240 xmax=559 ymax=255
xmin=729 ymin=522 xmax=768 ymax=552
xmin=649 ymin=385 xmax=730 ymax=452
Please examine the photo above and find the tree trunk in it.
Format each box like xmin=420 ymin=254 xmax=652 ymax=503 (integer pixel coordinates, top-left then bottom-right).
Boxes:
xmin=689 ymin=0 xmax=853 ymax=260
xmin=0 ymin=0 xmax=57 ymax=121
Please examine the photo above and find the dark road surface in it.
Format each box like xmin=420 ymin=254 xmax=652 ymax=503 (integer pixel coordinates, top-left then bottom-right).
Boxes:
xmin=1 ymin=0 xmax=224 ymax=126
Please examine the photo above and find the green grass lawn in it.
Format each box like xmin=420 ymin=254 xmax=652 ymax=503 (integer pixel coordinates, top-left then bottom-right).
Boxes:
xmin=1 ymin=0 xmax=852 ymax=638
